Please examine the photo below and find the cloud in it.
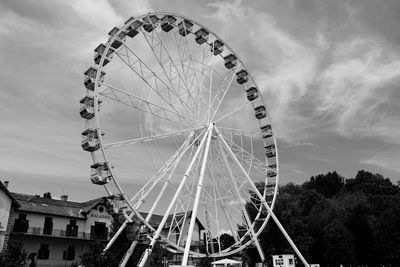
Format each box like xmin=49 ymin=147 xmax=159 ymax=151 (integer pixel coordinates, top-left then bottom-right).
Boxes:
xmin=317 ymin=38 xmax=400 ymax=141
xmin=361 ymin=150 xmax=400 ymax=172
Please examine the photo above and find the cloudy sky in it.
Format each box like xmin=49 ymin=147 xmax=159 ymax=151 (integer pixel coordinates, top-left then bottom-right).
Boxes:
xmin=1 ymin=0 xmax=400 ymax=201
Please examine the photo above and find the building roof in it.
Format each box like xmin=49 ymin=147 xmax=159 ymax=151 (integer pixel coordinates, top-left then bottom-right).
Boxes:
xmin=11 ymin=193 xmax=111 ymax=219
xmin=11 ymin=191 xmax=205 ymax=230
xmin=0 ymin=182 xmax=21 ymax=208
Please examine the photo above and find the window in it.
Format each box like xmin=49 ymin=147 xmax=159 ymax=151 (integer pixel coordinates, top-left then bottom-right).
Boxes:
xmin=13 ymin=213 xmax=29 ymax=233
xmin=63 ymin=246 xmax=75 ymax=261
xmin=43 ymin=217 xmax=53 ymax=235
xmin=289 ymin=258 xmax=294 ymax=265
xmin=90 ymin=222 xmax=108 ymax=240
xmin=275 ymin=258 xmax=284 ymax=266
xmin=38 ymin=244 xmax=50 ymax=259
xmin=66 ymin=220 xmax=78 ymax=237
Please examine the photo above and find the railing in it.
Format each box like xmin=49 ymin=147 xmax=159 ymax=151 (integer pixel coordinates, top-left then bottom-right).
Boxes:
xmin=12 ymin=226 xmax=108 ymax=241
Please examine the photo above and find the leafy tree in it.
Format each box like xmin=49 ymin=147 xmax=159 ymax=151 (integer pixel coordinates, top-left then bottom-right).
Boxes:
xmin=323 ymin=220 xmax=355 ymax=266
xmin=241 ymin=170 xmax=400 ymax=266
xmin=0 ymin=245 xmax=28 ymax=267
xmin=303 ymin=171 xmax=345 ymax=198
xmin=219 ymin=233 xmax=235 ymax=250
xmin=80 ymin=241 xmax=117 ymax=267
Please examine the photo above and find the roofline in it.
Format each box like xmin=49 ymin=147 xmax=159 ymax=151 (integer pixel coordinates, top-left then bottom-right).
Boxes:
xmin=0 ymin=182 xmax=21 ymax=208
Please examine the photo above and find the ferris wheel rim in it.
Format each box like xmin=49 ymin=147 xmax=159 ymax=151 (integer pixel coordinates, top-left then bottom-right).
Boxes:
xmin=83 ymin=11 xmax=280 ymax=258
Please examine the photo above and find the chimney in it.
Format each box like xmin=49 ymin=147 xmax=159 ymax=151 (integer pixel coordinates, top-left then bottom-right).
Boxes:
xmin=61 ymin=195 xmax=68 ymax=201
xmin=4 ymin=181 xmax=9 ymax=188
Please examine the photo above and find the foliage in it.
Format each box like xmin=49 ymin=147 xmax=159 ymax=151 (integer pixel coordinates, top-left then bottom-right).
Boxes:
xmin=0 ymin=245 xmax=28 ymax=267
xmin=80 ymin=241 xmax=118 ymax=267
xmin=243 ymin=170 xmax=400 ymax=266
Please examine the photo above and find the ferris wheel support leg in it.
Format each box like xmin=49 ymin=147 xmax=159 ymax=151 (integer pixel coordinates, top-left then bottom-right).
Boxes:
xmin=119 ymin=241 xmax=138 ymax=267
xmin=216 ymin=141 xmax=266 ymax=263
xmin=216 ymin=128 xmax=310 ymax=267
xmin=137 ymin=130 xmax=210 ymax=267
xmin=182 ymin=124 xmax=214 ymax=266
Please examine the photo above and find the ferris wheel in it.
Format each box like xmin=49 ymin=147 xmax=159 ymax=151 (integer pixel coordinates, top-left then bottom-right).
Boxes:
xmin=80 ymin=12 xmax=309 ymax=267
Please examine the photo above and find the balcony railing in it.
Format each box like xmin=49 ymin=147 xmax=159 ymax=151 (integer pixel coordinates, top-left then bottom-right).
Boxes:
xmin=12 ymin=226 xmax=108 ymax=241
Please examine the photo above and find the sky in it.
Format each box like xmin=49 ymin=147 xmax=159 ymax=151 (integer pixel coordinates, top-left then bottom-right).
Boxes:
xmin=1 ymin=0 xmax=400 ymax=201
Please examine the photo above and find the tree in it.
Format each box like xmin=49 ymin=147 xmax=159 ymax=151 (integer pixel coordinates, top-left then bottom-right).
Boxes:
xmin=219 ymin=233 xmax=235 ymax=250
xmin=80 ymin=241 xmax=117 ymax=267
xmin=242 ymin=170 xmax=400 ymax=266
xmin=323 ymin=220 xmax=355 ymax=266
xmin=303 ymin=171 xmax=344 ymax=198
xmin=0 ymin=245 xmax=28 ymax=267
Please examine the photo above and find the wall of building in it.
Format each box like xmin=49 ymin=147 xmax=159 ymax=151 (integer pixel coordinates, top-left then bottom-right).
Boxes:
xmin=11 ymin=211 xmax=87 ymax=235
xmin=9 ymin=205 xmax=114 ymax=267
xmin=84 ymin=204 xmax=113 ymax=233
xmin=10 ymin=235 xmax=88 ymax=267
xmin=0 ymin=189 xmax=12 ymax=251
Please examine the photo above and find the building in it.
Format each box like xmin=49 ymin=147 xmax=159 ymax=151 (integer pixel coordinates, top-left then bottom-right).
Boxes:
xmin=8 ymin=192 xmax=115 ymax=266
xmin=0 ymin=181 xmax=20 ymax=252
xmin=2 ymin=182 xmax=205 ymax=267
xmin=272 ymin=254 xmax=295 ymax=267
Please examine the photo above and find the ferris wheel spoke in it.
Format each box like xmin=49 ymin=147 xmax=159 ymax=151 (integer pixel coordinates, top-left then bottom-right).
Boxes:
xmin=99 ymin=82 xmax=201 ymax=127
xmin=103 ymin=126 xmax=204 ymax=149
xmin=214 ymin=100 xmax=255 ymax=124
xmin=140 ymin=39 xmax=197 ymax=120
xmin=115 ymin=44 xmax=194 ymax=119
xmin=140 ymin=23 xmax=199 ymax=117
xmin=209 ymin=63 xmax=242 ymax=121
xmin=129 ymin=129 xmax=206 ymax=205
xmin=172 ymin=29 xmax=208 ymax=120
xmin=179 ymin=60 xmax=212 ymax=120
xmin=225 ymin=138 xmax=272 ymax=176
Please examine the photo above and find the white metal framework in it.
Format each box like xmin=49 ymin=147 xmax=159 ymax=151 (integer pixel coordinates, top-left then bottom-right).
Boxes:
xmin=80 ymin=12 xmax=309 ymax=267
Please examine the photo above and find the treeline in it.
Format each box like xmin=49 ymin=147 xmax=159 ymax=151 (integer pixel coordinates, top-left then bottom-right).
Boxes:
xmin=245 ymin=170 xmax=400 ymax=267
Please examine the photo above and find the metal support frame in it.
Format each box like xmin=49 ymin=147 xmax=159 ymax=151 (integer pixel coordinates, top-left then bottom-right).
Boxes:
xmin=215 ymin=127 xmax=310 ymax=267
xmin=137 ymin=128 xmax=209 ymax=267
xmin=216 ymin=139 xmax=266 ymax=262
xmin=181 ymin=123 xmax=213 ymax=265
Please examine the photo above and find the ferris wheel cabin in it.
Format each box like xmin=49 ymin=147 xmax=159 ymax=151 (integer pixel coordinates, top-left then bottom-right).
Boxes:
xmin=84 ymin=66 xmax=105 ymax=91
xmin=90 ymin=162 xmax=111 ymax=185
xmin=224 ymin=54 xmax=237 ymax=69
xmin=265 ymin=144 xmax=276 ymax=158
xmin=254 ymin=105 xmax=267 ymax=119
xmin=124 ymin=17 xmax=143 ymax=38
xmin=94 ymin=43 xmax=114 ymax=67
xmin=79 ymin=96 xmax=101 ymax=120
xmin=211 ymin=39 xmax=224 ymax=55
xmin=261 ymin=125 xmax=273 ymax=138
xmin=267 ymin=164 xmax=277 ymax=177
xmin=81 ymin=129 xmax=101 ymax=152
xmin=178 ymin=19 xmax=194 ymax=36
xmin=236 ymin=69 xmax=249 ymax=84
xmin=108 ymin=27 xmax=127 ymax=49
xmin=161 ymin=15 xmax=177 ymax=32
xmin=246 ymin=86 xmax=259 ymax=101
xmin=194 ymin=28 xmax=209 ymax=44
xmin=142 ymin=15 xmax=159 ymax=32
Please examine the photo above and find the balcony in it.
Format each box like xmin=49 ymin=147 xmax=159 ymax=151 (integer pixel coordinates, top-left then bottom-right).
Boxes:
xmin=11 ymin=226 xmax=109 ymax=241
